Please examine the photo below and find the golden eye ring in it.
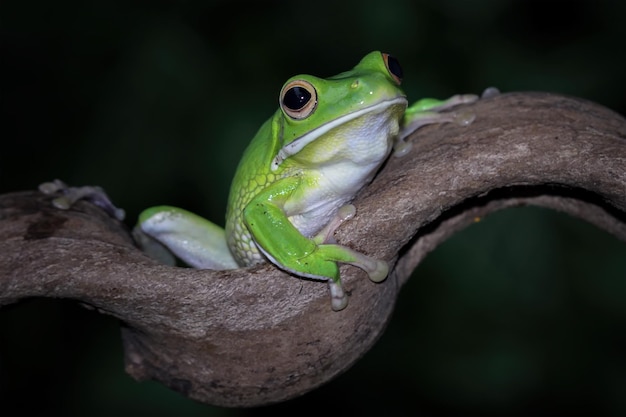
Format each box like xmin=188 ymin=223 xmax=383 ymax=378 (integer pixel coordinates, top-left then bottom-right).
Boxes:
xmin=280 ymin=79 xmax=318 ymax=119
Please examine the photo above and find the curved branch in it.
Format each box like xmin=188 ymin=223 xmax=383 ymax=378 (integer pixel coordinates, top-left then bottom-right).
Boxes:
xmin=0 ymin=92 xmax=624 ymax=407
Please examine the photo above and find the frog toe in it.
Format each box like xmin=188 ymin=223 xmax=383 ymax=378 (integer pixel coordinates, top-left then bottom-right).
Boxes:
xmin=367 ymin=259 xmax=389 ymax=283
xmin=328 ymin=280 xmax=348 ymax=311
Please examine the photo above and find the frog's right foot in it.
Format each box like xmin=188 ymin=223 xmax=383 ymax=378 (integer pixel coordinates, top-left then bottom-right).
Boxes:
xmin=39 ymin=179 xmax=126 ymax=221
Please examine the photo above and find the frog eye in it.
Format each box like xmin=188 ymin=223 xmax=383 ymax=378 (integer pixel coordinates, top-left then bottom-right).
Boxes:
xmin=280 ymin=80 xmax=318 ymax=119
xmin=382 ymin=53 xmax=403 ymax=85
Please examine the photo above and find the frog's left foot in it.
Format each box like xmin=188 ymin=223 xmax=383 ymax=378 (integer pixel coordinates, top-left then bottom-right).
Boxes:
xmin=328 ymin=279 xmax=348 ymax=311
xmin=395 ymin=92 xmax=481 ymax=157
xmin=39 ymin=179 xmax=126 ymax=221
xmin=416 ymin=93 xmax=479 ymax=113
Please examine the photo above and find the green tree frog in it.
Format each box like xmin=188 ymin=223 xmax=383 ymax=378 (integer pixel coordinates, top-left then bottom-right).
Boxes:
xmin=135 ymin=51 xmax=479 ymax=311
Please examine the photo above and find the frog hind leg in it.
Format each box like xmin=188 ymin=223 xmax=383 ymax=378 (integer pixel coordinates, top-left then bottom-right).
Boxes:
xmin=136 ymin=206 xmax=238 ymax=270
xmin=39 ymin=179 xmax=126 ymax=220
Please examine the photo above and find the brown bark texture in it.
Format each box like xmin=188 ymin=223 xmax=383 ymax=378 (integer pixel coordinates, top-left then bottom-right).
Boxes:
xmin=0 ymin=92 xmax=624 ymax=407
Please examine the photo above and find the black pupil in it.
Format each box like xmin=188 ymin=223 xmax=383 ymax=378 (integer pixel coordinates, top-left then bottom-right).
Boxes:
xmin=386 ymin=55 xmax=403 ymax=80
xmin=283 ymin=86 xmax=311 ymax=110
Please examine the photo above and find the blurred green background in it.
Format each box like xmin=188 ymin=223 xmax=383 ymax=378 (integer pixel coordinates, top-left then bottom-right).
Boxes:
xmin=1 ymin=0 xmax=625 ymax=416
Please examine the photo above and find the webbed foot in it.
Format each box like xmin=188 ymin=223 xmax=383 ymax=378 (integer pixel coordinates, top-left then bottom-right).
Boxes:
xmin=394 ymin=92 xmax=483 ymax=157
xmin=39 ymin=179 xmax=125 ymax=221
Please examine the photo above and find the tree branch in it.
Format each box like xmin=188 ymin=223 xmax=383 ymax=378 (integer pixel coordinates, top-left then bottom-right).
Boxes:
xmin=0 ymin=92 xmax=624 ymax=407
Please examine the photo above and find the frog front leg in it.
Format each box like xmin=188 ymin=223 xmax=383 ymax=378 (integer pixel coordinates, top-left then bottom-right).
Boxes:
xmin=395 ymin=93 xmax=480 ymax=156
xmin=243 ymin=182 xmax=388 ymax=311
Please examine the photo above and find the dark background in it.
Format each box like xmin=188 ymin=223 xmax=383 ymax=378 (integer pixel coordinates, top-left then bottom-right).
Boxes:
xmin=1 ymin=1 xmax=625 ymax=416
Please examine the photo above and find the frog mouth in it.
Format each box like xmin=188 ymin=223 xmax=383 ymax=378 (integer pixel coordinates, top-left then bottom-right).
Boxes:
xmin=271 ymin=96 xmax=408 ymax=171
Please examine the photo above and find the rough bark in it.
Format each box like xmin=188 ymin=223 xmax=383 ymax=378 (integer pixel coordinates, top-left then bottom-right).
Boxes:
xmin=0 ymin=92 xmax=624 ymax=407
